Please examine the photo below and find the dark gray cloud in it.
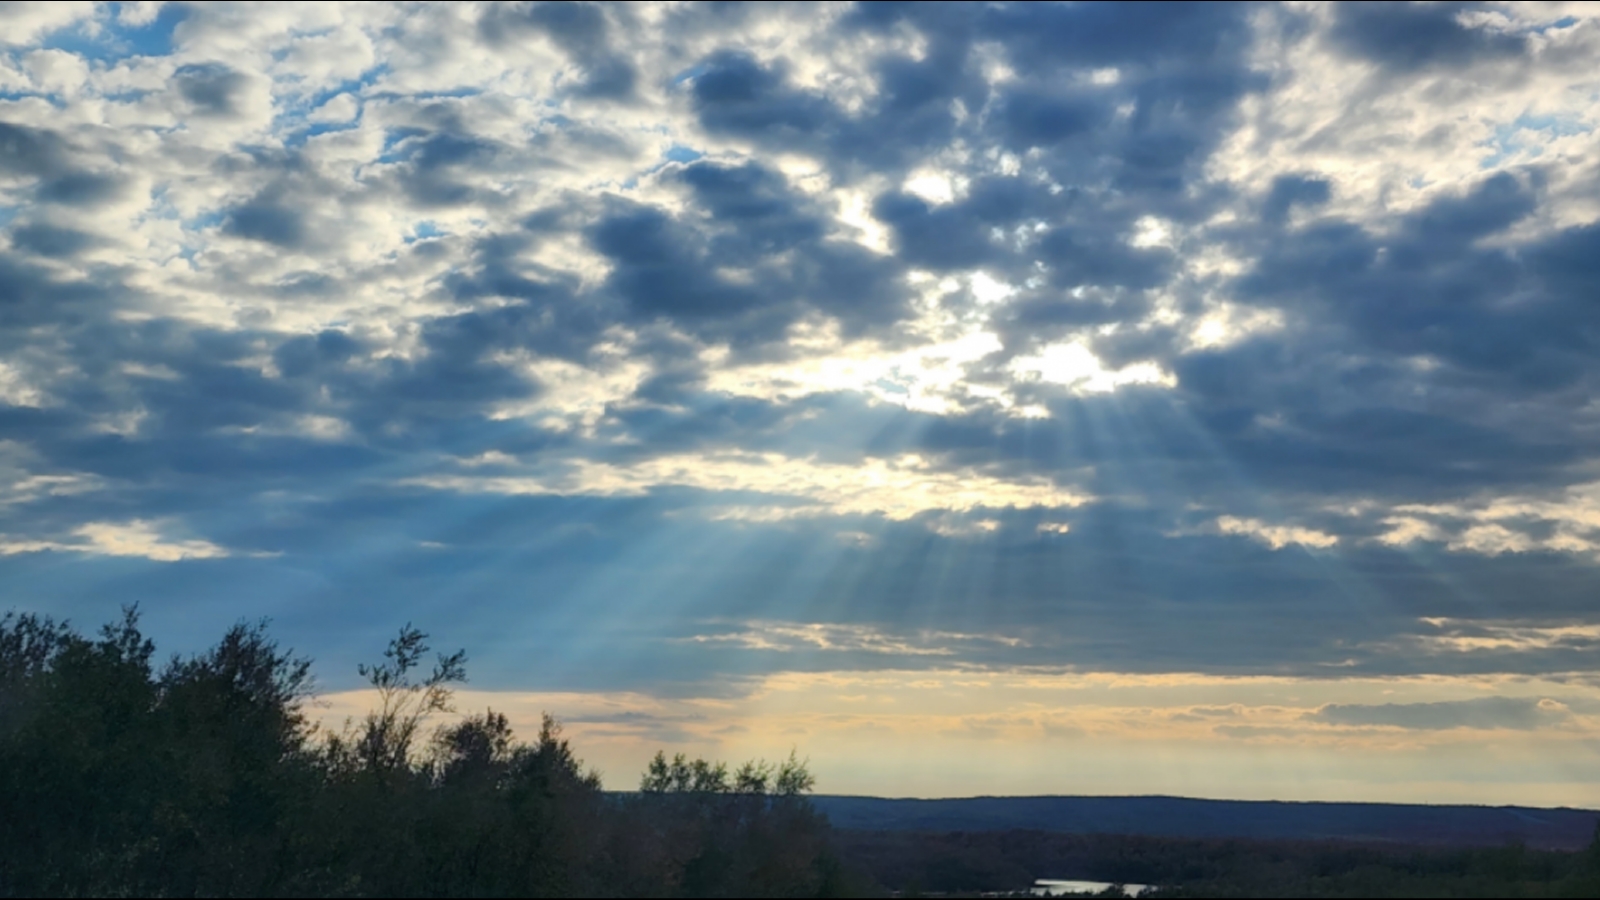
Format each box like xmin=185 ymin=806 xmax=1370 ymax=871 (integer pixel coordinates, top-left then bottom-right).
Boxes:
xmin=0 ymin=253 xmax=125 ymax=333
xmin=479 ymin=1 xmax=638 ymax=100
xmin=992 ymin=88 xmax=1111 ymax=150
xmin=0 ymin=122 xmax=71 ymax=178
xmin=8 ymin=223 xmax=99 ymax=258
xmin=689 ymin=51 xmax=843 ymax=155
xmin=0 ymin=122 xmax=125 ymax=209
xmin=1262 ymin=174 xmax=1332 ymax=224
xmin=223 ymin=199 xmax=306 ymax=248
xmin=1328 ymin=1 xmax=1529 ymax=72
xmin=683 ymin=0 xmax=1262 ymax=197
xmin=35 ymin=171 xmax=125 ymax=207
xmin=173 ymin=63 xmax=250 ymax=117
xmin=587 ymin=161 xmax=909 ymax=344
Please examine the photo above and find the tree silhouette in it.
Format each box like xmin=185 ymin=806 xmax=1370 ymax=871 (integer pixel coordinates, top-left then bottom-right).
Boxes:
xmin=0 ymin=608 xmax=857 ymax=897
xmin=333 ymin=623 xmax=468 ymax=774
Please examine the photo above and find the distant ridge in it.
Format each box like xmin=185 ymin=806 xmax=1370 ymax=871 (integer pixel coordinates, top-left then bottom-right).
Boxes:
xmin=810 ymin=795 xmax=1600 ymax=850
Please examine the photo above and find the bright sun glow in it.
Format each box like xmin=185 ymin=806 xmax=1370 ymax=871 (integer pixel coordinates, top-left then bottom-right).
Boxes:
xmin=1008 ymin=342 xmax=1176 ymax=394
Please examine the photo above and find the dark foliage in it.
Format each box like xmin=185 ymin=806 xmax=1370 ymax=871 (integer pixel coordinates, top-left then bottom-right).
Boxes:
xmin=0 ymin=609 xmax=871 ymax=898
xmin=836 ymin=827 xmax=1600 ymax=898
xmin=12 ymin=607 xmax=1598 ymax=898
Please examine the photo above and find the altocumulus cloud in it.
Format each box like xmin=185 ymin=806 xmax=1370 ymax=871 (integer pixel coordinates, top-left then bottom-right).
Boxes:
xmin=1 ymin=1 xmax=1599 ymax=718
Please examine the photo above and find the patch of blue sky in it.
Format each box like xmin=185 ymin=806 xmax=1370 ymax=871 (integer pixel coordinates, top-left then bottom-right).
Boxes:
xmin=275 ymin=65 xmax=384 ymax=110
xmin=146 ymin=184 xmax=175 ymax=212
xmin=0 ymin=90 xmax=63 ymax=108
xmin=283 ymin=120 xmax=362 ymax=148
xmin=663 ymin=145 xmax=703 ymax=164
xmin=375 ymin=126 xmax=430 ymax=164
xmin=270 ymin=73 xmax=379 ymax=140
xmin=364 ymin=86 xmax=484 ymax=104
xmin=182 ymin=210 xmax=226 ymax=234
xmin=305 ymin=69 xmax=385 ymax=111
xmin=40 ymin=3 xmax=186 ymax=63
xmin=1478 ymin=114 xmax=1595 ymax=169
xmin=670 ymin=63 xmax=711 ymax=86
xmin=33 ymin=27 xmax=104 ymax=59
xmin=1512 ymin=113 xmax=1593 ymax=137
xmin=635 ymin=145 xmax=704 ymax=181
xmin=405 ymin=221 xmax=445 ymax=244
xmin=870 ymin=377 xmax=912 ymax=398
xmin=1520 ymin=15 xmax=1578 ymax=35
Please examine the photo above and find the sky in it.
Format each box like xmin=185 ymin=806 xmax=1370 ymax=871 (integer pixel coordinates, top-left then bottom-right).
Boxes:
xmin=3 ymin=0 xmax=1600 ymax=805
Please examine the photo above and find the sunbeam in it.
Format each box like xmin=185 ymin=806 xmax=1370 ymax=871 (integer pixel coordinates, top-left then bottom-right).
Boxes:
xmin=3 ymin=0 xmax=1600 ymax=822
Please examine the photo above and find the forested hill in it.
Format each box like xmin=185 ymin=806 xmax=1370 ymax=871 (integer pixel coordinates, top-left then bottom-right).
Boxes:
xmin=811 ymin=795 xmax=1600 ymax=849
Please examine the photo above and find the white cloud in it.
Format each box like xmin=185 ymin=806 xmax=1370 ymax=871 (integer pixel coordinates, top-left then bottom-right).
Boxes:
xmin=409 ymin=451 xmax=1092 ymax=521
xmin=685 ymin=621 xmax=957 ymax=656
xmin=1449 ymin=523 xmax=1540 ymax=556
xmin=704 ymin=318 xmax=1012 ymax=415
xmin=1185 ymin=303 xmax=1286 ymax=350
xmin=307 ymin=93 xmax=360 ymax=124
xmin=1010 ymin=342 xmax=1176 ymax=394
xmin=1374 ymin=482 xmax=1600 ymax=558
xmin=1215 ymin=516 xmax=1339 ymax=550
xmin=0 ymin=361 xmax=47 ymax=408
xmin=0 ymin=2 xmax=94 ymax=47
xmin=1416 ymin=618 xmax=1600 ymax=654
xmin=903 ymin=169 xmax=959 ymax=205
xmin=1216 ymin=0 xmax=1600 ymax=233
xmin=0 ymin=520 xmax=233 ymax=562
xmin=73 ymin=520 xmax=230 ymax=561
xmin=0 ymin=442 xmax=100 ymax=506
xmin=22 ymin=48 xmax=90 ymax=96
xmin=116 ymin=1 xmax=165 ymax=27
xmin=928 ymin=515 xmax=1001 ymax=538
xmin=1374 ymin=515 xmax=1446 ymax=547
xmin=487 ymin=349 xmax=651 ymax=435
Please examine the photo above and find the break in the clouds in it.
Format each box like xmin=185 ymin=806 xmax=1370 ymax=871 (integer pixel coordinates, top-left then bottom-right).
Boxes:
xmin=3 ymin=1 xmax=1600 ymax=801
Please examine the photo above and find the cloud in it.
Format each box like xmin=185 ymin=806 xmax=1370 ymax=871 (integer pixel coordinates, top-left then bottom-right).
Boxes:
xmin=682 ymin=621 xmax=971 ymax=657
xmin=1305 ymin=697 xmax=1567 ymax=731
xmin=173 ymin=63 xmax=252 ymax=117
xmin=406 ymin=451 xmax=1091 ymax=522
xmin=1215 ymin=516 xmax=1339 ymax=550
xmin=0 ymin=2 xmax=94 ymax=47
xmin=1413 ymin=619 xmax=1600 ymax=655
xmin=0 ymin=0 xmax=1598 ymax=723
xmin=1326 ymin=1 xmax=1530 ymax=73
xmin=479 ymin=1 xmax=638 ymax=100
xmin=0 ymin=520 xmax=232 ymax=562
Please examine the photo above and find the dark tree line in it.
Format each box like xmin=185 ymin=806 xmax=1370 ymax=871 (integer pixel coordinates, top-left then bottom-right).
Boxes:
xmin=840 ymin=827 xmax=1600 ymax=898
xmin=0 ymin=609 xmax=867 ymax=898
xmin=15 ymin=606 xmax=1600 ymax=898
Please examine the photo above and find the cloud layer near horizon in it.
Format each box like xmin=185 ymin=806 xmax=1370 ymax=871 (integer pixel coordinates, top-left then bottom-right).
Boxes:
xmin=4 ymin=1 xmax=1600 ymax=796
